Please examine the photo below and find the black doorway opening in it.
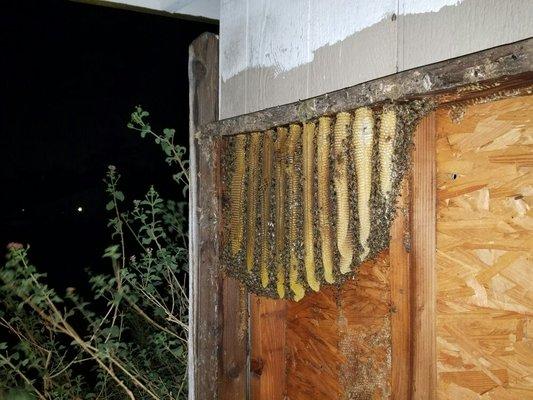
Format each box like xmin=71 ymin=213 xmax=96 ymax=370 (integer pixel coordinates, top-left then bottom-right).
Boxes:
xmin=0 ymin=0 xmax=218 ymax=292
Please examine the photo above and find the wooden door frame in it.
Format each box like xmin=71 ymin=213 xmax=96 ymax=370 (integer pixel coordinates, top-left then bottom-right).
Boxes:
xmin=189 ymin=33 xmax=249 ymax=400
xmin=189 ymin=34 xmax=532 ymax=400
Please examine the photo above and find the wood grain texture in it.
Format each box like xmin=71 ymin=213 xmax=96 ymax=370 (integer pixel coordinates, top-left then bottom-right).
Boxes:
xmin=410 ymin=112 xmax=437 ymax=400
xmin=286 ymin=286 xmax=342 ymax=400
xmin=189 ymin=32 xmax=221 ymax=400
xmin=189 ymin=33 xmax=248 ymax=400
xmin=339 ymin=255 xmax=393 ymax=400
xmin=285 ymin=253 xmax=392 ymax=400
xmin=250 ymin=296 xmax=287 ymax=400
xmin=220 ymin=278 xmax=248 ymax=399
xmin=435 ymin=95 xmax=533 ymax=399
xmin=390 ymin=183 xmax=411 ymax=400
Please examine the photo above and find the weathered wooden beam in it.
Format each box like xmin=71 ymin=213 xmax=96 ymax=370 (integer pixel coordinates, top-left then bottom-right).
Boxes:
xmin=189 ymin=31 xmax=248 ymax=400
xmin=199 ymin=38 xmax=533 ymax=137
xmin=189 ymin=32 xmax=221 ymax=400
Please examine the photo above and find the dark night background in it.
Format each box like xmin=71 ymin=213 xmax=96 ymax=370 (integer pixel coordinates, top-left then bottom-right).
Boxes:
xmin=0 ymin=0 xmax=217 ymax=291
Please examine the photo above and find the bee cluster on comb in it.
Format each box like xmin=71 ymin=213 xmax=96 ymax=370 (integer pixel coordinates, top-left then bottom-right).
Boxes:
xmin=221 ymin=101 xmax=433 ymax=300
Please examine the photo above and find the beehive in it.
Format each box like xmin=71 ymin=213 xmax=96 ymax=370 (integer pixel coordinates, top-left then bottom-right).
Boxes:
xmin=221 ymin=102 xmax=433 ymax=299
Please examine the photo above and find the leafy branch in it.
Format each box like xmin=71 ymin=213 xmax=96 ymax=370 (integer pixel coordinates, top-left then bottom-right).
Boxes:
xmin=1 ymin=107 xmax=190 ymax=399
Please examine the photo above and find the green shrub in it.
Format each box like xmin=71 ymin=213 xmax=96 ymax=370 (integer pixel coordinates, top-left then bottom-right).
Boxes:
xmin=0 ymin=107 xmax=189 ymax=399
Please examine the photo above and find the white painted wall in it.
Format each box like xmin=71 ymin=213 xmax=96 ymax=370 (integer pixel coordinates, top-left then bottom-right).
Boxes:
xmin=220 ymin=0 xmax=533 ymax=118
xmin=101 ymin=0 xmax=219 ymax=20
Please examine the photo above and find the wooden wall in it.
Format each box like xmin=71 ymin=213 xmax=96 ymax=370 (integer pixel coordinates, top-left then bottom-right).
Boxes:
xmin=250 ymin=253 xmax=394 ymax=400
xmin=193 ymin=29 xmax=533 ymax=400
xmin=246 ymin=95 xmax=533 ymax=400
xmin=435 ymin=96 xmax=533 ymax=399
xmin=247 ymin=141 xmax=418 ymax=399
xmin=287 ymin=254 xmax=393 ymax=400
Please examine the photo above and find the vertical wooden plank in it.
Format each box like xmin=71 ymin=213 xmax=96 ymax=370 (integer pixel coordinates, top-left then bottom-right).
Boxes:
xmin=220 ymin=278 xmax=248 ymax=399
xmin=285 ymin=287 xmax=342 ymax=400
xmin=189 ymin=32 xmax=220 ymax=400
xmin=390 ymin=182 xmax=411 ymax=400
xmin=189 ymin=32 xmax=247 ymax=400
xmin=410 ymin=113 xmax=437 ymax=400
xmin=338 ymin=254 xmax=392 ymax=399
xmin=250 ymin=296 xmax=287 ymax=400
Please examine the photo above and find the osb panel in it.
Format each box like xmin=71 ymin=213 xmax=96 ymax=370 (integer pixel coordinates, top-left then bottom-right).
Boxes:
xmin=436 ymin=95 xmax=533 ymax=399
xmin=286 ymin=251 xmax=392 ymax=400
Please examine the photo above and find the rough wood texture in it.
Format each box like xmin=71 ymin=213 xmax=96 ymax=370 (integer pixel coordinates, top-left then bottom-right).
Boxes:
xmin=285 ymin=253 xmax=392 ymax=400
xmin=204 ymin=38 xmax=533 ymax=137
xmin=247 ymin=179 xmax=413 ymax=400
xmin=390 ymin=183 xmax=411 ymax=400
xmin=250 ymin=296 xmax=287 ymax=400
xmin=220 ymin=278 xmax=248 ymax=399
xmin=189 ymin=32 xmax=220 ymax=400
xmin=339 ymin=255 xmax=393 ymax=400
xmin=285 ymin=285 xmax=342 ymax=400
xmin=411 ymin=113 xmax=437 ymax=400
xmin=436 ymin=95 xmax=533 ymax=399
xmin=189 ymin=33 xmax=247 ymax=400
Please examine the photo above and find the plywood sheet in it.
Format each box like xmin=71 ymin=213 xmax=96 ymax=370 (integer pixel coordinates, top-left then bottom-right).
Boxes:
xmin=436 ymin=96 xmax=533 ymax=399
xmin=250 ymin=296 xmax=287 ymax=400
xmin=285 ymin=252 xmax=392 ymax=400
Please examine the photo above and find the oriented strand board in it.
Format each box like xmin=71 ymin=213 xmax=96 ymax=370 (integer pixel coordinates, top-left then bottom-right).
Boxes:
xmin=436 ymin=96 xmax=533 ymax=399
xmin=285 ymin=252 xmax=392 ymax=400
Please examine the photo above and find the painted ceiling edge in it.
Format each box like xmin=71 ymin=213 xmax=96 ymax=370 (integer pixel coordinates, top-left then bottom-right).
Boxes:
xmin=200 ymin=37 xmax=533 ymax=138
xmin=68 ymin=0 xmax=220 ymax=24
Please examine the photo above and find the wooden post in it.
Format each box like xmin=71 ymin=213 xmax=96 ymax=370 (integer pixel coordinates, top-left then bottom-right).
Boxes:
xmin=390 ymin=183 xmax=411 ymax=400
xmin=250 ymin=296 xmax=287 ymax=400
xmin=410 ymin=113 xmax=437 ymax=400
xmin=189 ymin=32 xmax=221 ymax=400
xmin=189 ymin=32 xmax=248 ymax=400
